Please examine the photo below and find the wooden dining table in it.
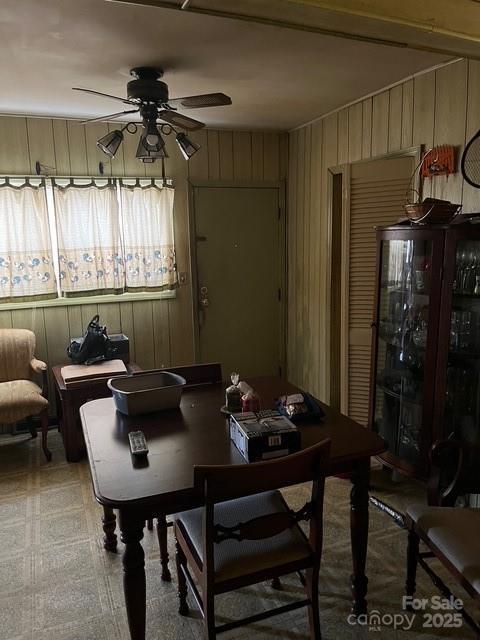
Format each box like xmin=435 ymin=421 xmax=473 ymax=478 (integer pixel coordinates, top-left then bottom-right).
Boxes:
xmin=80 ymin=377 xmax=386 ymax=640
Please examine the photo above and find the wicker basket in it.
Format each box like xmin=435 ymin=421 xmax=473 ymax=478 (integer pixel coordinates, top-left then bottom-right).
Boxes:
xmin=404 ymin=200 xmax=461 ymax=224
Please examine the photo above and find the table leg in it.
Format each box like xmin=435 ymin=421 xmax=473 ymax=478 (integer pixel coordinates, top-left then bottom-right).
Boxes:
xmin=119 ymin=510 xmax=146 ymax=640
xmin=62 ymin=402 xmax=82 ymax=462
xmin=54 ymin=386 xmax=62 ymax=433
xmin=102 ymin=506 xmax=117 ymax=552
xmin=156 ymin=515 xmax=171 ymax=581
xmin=350 ymin=458 xmax=370 ymax=616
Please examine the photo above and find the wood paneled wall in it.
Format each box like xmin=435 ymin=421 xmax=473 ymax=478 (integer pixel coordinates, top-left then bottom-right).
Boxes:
xmin=0 ymin=115 xmax=287 ymax=413
xmin=287 ymin=59 xmax=480 ymax=403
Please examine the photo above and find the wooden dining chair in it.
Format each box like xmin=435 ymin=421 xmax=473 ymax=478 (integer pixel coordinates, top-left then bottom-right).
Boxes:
xmin=405 ymin=439 xmax=480 ymax=634
xmin=173 ymin=438 xmax=331 ymax=639
xmin=147 ymin=362 xmax=223 ymax=581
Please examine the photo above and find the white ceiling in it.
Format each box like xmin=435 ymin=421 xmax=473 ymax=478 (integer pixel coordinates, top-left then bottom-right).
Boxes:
xmin=0 ymin=0 xmax=449 ymax=130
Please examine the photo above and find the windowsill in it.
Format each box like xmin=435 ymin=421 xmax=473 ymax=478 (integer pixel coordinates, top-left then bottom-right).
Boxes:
xmin=0 ymin=289 xmax=176 ymax=311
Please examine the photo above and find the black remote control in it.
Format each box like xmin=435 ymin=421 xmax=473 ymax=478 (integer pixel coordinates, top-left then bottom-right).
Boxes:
xmin=128 ymin=430 xmax=149 ymax=457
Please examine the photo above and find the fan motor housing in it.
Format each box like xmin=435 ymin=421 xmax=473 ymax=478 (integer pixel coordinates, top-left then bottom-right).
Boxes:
xmin=127 ymin=78 xmax=169 ymax=103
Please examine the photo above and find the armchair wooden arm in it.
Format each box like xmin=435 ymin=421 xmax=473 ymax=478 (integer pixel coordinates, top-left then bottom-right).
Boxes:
xmin=30 ymin=358 xmax=49 ymax=400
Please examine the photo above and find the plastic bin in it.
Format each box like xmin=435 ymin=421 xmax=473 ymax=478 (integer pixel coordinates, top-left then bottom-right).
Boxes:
xmin=107 ymin=371 xmax=186 ymax=416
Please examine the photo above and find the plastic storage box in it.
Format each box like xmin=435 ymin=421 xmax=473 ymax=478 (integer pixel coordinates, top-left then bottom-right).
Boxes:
xmin=107 ymin=371 xmax=186 ymax=416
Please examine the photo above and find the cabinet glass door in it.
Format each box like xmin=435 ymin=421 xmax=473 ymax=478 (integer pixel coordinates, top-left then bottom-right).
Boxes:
xmin=445 ymin=240 xmax=480 ymax=444
xmin=373 ymin=237 xmax=433 ymax=467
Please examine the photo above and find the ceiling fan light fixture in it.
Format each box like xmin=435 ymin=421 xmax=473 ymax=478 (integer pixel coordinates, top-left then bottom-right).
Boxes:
xmin=96 ymin=129 xmax=124 ymax=159
xmin=176 ymin=132 xmax=200 ymax=160
xmin=144 ymin=120 xmax=163 ymax=148
xmin=135 ymin=134 xmax=168 ymax=163
xmin=78 ymin=66 xmax=231 ymax=163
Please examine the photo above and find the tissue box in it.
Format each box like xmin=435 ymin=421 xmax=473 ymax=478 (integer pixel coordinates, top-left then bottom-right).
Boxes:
xmin=229 ymin=410 xmax=300 ymax=462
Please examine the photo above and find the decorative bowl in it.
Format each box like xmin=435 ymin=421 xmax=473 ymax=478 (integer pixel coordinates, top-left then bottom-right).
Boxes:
xmin=404 ymin=200 xmax=461 ymax=224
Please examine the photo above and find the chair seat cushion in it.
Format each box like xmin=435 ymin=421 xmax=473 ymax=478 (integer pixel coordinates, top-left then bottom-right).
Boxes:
xmin=175 ymin=490 xmax=312 ymax=583
xmin=407 ymin=504 xmax=480 ymax=596
xmin=0 ymin=380 xmax=48 ymax=423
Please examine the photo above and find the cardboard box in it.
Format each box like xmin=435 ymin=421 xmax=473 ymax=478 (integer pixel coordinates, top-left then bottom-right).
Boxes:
xmin=61 ymin=359 xmax=127 ymax=387
xmin=229 ymin=410 xmax=301 ymax=462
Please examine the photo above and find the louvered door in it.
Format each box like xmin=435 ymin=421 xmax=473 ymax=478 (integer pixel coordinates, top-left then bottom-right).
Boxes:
xmin=347 ymin=156 xmax=414 ymax=425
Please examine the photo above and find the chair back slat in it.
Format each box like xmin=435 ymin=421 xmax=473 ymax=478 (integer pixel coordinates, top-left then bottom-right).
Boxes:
xmin=166 ymin=362 xmax=222 ymax=385
xmin=136 ymin=362 xmax=222 ymax=386
xmin=214 ymin=502 xmax=313 ymax=543
xmin=197 ymin=440 xmax=331 ymax=580
xmin=194 ymin=439 xmax=331 ymax=503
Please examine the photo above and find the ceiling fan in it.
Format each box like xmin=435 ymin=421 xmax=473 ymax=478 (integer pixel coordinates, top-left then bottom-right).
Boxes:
xmin=73 ymin=66 xmax=232 ymax=162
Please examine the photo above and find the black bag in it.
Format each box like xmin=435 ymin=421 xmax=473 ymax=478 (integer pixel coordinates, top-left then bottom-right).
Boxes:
xmin=67 ymin=315 xmax=117 ymax=365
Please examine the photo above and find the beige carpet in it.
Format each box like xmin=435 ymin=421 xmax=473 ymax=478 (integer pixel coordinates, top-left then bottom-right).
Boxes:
xmin=0 ymin=431 xmax=477 ymax=640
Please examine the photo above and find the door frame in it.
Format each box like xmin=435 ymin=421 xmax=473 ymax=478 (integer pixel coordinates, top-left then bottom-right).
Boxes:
xmin=326 ymin=146 xmax=422 ymax=414
xmin=326 ymin=163 xmax=350 ymax=413
xmin=188 ymin=179 xmax=287 ymax=377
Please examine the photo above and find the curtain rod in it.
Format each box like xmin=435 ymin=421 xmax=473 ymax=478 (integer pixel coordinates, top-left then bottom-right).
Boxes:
xmin=0 ymin=174 xmax=174 ymax=181
xmin=0 ymin=176 xmax=46 ymax=189
xmin=0 ymin=176 xmax=175 ymax=191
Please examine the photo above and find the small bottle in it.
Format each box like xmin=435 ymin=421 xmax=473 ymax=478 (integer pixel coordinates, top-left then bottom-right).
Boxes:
xmin=460 ymin=311 xmax=472 ymax=351
xmin=225 ymin=372 xmax=242 ymax=413
xmin=474 ymin=275 xmax=480 ymax=296
xmin=405 ymin=268 xmax=412 ymax=290
xmin=241 ymin=390 xmax=260 ymax=413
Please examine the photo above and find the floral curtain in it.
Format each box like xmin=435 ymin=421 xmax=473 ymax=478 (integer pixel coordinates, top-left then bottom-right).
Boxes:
xmin=0 ymin=183 xmax=56 ymax=300
xmin=120 ymin=185 xmax=177 ymax=290
xmin=54 ymin=184 xmax=124 ymax=294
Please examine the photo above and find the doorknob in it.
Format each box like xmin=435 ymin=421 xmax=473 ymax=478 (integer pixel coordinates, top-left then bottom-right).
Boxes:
xmin=199 ymin=286 xmax=210 ymax=307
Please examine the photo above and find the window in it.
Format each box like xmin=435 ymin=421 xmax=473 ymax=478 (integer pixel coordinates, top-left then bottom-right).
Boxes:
xmin=0 ymin=180 xmax=56 ymax=301
xmin=0 ymin=177 xmax=177 ymax=302
xmin=54 ymin=183 xmax=124 ymax=294
xmin=121 ymin=184 xmax=176 ymax=291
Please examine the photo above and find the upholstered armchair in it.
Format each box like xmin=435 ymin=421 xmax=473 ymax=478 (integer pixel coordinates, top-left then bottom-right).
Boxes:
xmin=0 ymin=329 xmax=51 ymax=460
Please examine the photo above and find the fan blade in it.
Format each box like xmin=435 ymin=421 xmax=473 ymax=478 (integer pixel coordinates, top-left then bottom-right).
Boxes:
xmin=159 ymin=110 xmax=204 ymax=131
xmin=79 ymin=110 xmax=139 ymax=125
xmin=167 ymin=92 xmax=232 ymax=109
xmin=73 ymin=87 xmax=134 ymax=105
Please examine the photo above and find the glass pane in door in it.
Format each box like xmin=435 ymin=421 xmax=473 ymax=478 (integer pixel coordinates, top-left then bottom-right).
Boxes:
xmin=445 ymin=240 xmax=480 ymax=444
xmin=373 ymin=238 xmax=433 ymax=467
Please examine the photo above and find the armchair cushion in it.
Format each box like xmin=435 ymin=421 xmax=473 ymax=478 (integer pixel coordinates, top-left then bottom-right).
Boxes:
xmin=0 ymin=380 xmax=48 ymax=423
xmin=407 ymin=504 xmax=480 ymax=596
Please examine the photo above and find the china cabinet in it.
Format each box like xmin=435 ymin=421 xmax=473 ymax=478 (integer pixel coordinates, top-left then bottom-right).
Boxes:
xmin=369 ymin=221 xmax=480 ymax=477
